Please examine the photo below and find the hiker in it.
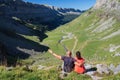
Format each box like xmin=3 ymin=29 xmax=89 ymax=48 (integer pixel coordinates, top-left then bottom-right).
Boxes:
xmin=74 ymin=51 xmax=86 ymax=74
xmin=48 ymin=49 xmax=75 ymax=73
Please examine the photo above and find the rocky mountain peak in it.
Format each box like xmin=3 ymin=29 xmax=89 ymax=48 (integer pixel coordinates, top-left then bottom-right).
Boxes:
xmin=93 ymin=0 xmax=120 ymax=11
xmin=40 ymin=4 xmax=82 ymax=15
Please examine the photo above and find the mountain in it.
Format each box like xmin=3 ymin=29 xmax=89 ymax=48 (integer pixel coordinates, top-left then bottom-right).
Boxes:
xmin=44 ymin=0 xmax=120 ymax=76
xmin=44 ymin=5 xmax=82 ymax=15
xmin=0 ymin=0 xmax=83 ymax=61
xmin=93 ymin=0 xmax=120 ymax=10
xmin=0 ymin=0 xmax=83 ymax=29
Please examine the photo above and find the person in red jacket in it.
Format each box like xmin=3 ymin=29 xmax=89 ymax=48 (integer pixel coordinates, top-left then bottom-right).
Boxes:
xmin=74 ymin=51 xmax=86 ymax=74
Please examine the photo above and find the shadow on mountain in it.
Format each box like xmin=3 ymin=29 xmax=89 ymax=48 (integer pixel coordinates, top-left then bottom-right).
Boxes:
xmin=0 ymin=33 xmax=49 ymax=66
xmin=0 ymin=16 xmax=48 ymax=41
xmin=0 ymin=17 xmax=48 ymax=61
xmin=0 ymin=29 xmax=49 ymax=58
xmin=0 ymin=41 xmax=48 ymax=66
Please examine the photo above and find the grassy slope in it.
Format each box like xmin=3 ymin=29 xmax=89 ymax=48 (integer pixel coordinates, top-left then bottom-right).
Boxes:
xmin=42 ymin=9 xmax=120 ymax=79
xmin=0 ymin=66 xmax=92 ymax=80
xmin=44 ymin=9 xmax=120 ymax=65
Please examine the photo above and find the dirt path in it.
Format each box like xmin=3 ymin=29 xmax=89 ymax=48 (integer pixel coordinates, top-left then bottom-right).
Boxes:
xmin=78 ymin=40 xmax=90 ymax=51
xmin=59 ymin=30 xmax=78 ymax=55
xmin=72 ymin=36 xmax=78 ymax=56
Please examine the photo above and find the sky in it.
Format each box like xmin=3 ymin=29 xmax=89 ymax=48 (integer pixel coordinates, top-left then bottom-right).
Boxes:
xmin=23 ymin=0 xmax=96 ymax=10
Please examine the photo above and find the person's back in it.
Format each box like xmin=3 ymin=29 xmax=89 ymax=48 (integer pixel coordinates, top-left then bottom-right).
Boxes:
xmin=74 ymin=51 xmax=86 ymax=74
xmin=62 ymin=56 xmax=75 ymax=72
xmin=74 ymin=57 xmax=85 ymax=74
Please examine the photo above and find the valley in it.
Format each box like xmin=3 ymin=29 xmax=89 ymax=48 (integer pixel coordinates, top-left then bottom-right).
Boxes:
xmin=0 ymin=0 xmax=120 ymax=80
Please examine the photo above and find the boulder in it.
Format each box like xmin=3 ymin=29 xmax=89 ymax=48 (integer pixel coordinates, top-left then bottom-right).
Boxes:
xmin=96 ymin=64 xmax=110 ymax=74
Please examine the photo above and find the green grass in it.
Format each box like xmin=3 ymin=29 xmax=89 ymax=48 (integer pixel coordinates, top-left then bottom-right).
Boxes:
xmin=64 ymin=72 xmax=92 ymax=80
xmin=20 ymin=35 xmax=40 ymax=43
xmin=103 ymin=73 xmax=120 ymax=80
xmin=0 ymin=65 xmax=93 ymax=80
xmin=0 ymin=66 xmax=59 ymax=80
xmin=1 ymin=65 xmax=120 ymax=80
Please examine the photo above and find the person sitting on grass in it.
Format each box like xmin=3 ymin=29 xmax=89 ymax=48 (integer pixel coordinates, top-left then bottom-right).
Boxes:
xmin=74 ymin=51 xmax=86 ymax=74
xmin=48 ymin=49 xmax=75 ymax=73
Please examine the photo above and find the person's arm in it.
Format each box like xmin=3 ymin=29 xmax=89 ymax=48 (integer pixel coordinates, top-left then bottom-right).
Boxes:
xmin=48 ymin=49 xmax=62 ymax=60
xmin=74 ymin=60 xmax=85 ymax=67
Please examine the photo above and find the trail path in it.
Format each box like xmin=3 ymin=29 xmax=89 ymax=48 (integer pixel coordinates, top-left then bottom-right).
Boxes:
xmin=79 ymin=40 xmax=90 ymax=51
xmin=72 ymin=36 xmax=78 ymax=56
xmin=59 ymin=30 xmax=78 ymax=55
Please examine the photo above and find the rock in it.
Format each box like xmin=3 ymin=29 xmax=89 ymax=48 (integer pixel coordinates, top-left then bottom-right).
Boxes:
xmin=93 ymin=0 xmax=120 ymax=11
xmin=38 ymin=65 xmax=46 ymax=70
xmin=85 ymin=71 xmax=96 ymax=76
xmin=96 ymin=64 xmax=110 ymax=74
xmin=113 ymin=64 xmax=120 ymax=75
xmin=85 ymin=63 xmax=101 ymax=80
xmin=85 ymin=63 xmax=93 ymax=70
xmin=91 ymin=75 xmax=102 ymax=80
xmin=109 ymin=44 xmax=120 ymax=52
xmin=22 ymin=65 xmax=33 ymax=72
xmin=109 ymin=64 xmax=115 ymax=72
xmin=6 ymin=67 xmax=13 ymax=71
xmin=114 ymin=52 xmax=120 ymax=57
xmin=109 ymin=64 xmax=120 ymax=75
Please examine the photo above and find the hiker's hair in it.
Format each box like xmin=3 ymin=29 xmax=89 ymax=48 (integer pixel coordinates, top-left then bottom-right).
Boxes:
xmin=76 ymin=51 xmax=81 ymax=59
xmin=67 ymin=50 xmax=72 ymax=56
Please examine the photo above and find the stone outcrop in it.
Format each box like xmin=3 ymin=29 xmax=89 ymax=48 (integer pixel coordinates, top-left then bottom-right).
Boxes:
xmin=93 ymin=0 xmax=120 ymax=11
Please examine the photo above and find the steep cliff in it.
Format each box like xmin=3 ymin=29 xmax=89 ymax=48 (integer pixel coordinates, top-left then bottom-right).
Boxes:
xmin=93 ymin=0 xmax=120 ymax=10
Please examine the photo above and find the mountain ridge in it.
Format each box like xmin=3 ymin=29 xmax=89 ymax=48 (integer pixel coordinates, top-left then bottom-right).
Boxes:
xmin=0 ymin=0 xmax=83 ymax=29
